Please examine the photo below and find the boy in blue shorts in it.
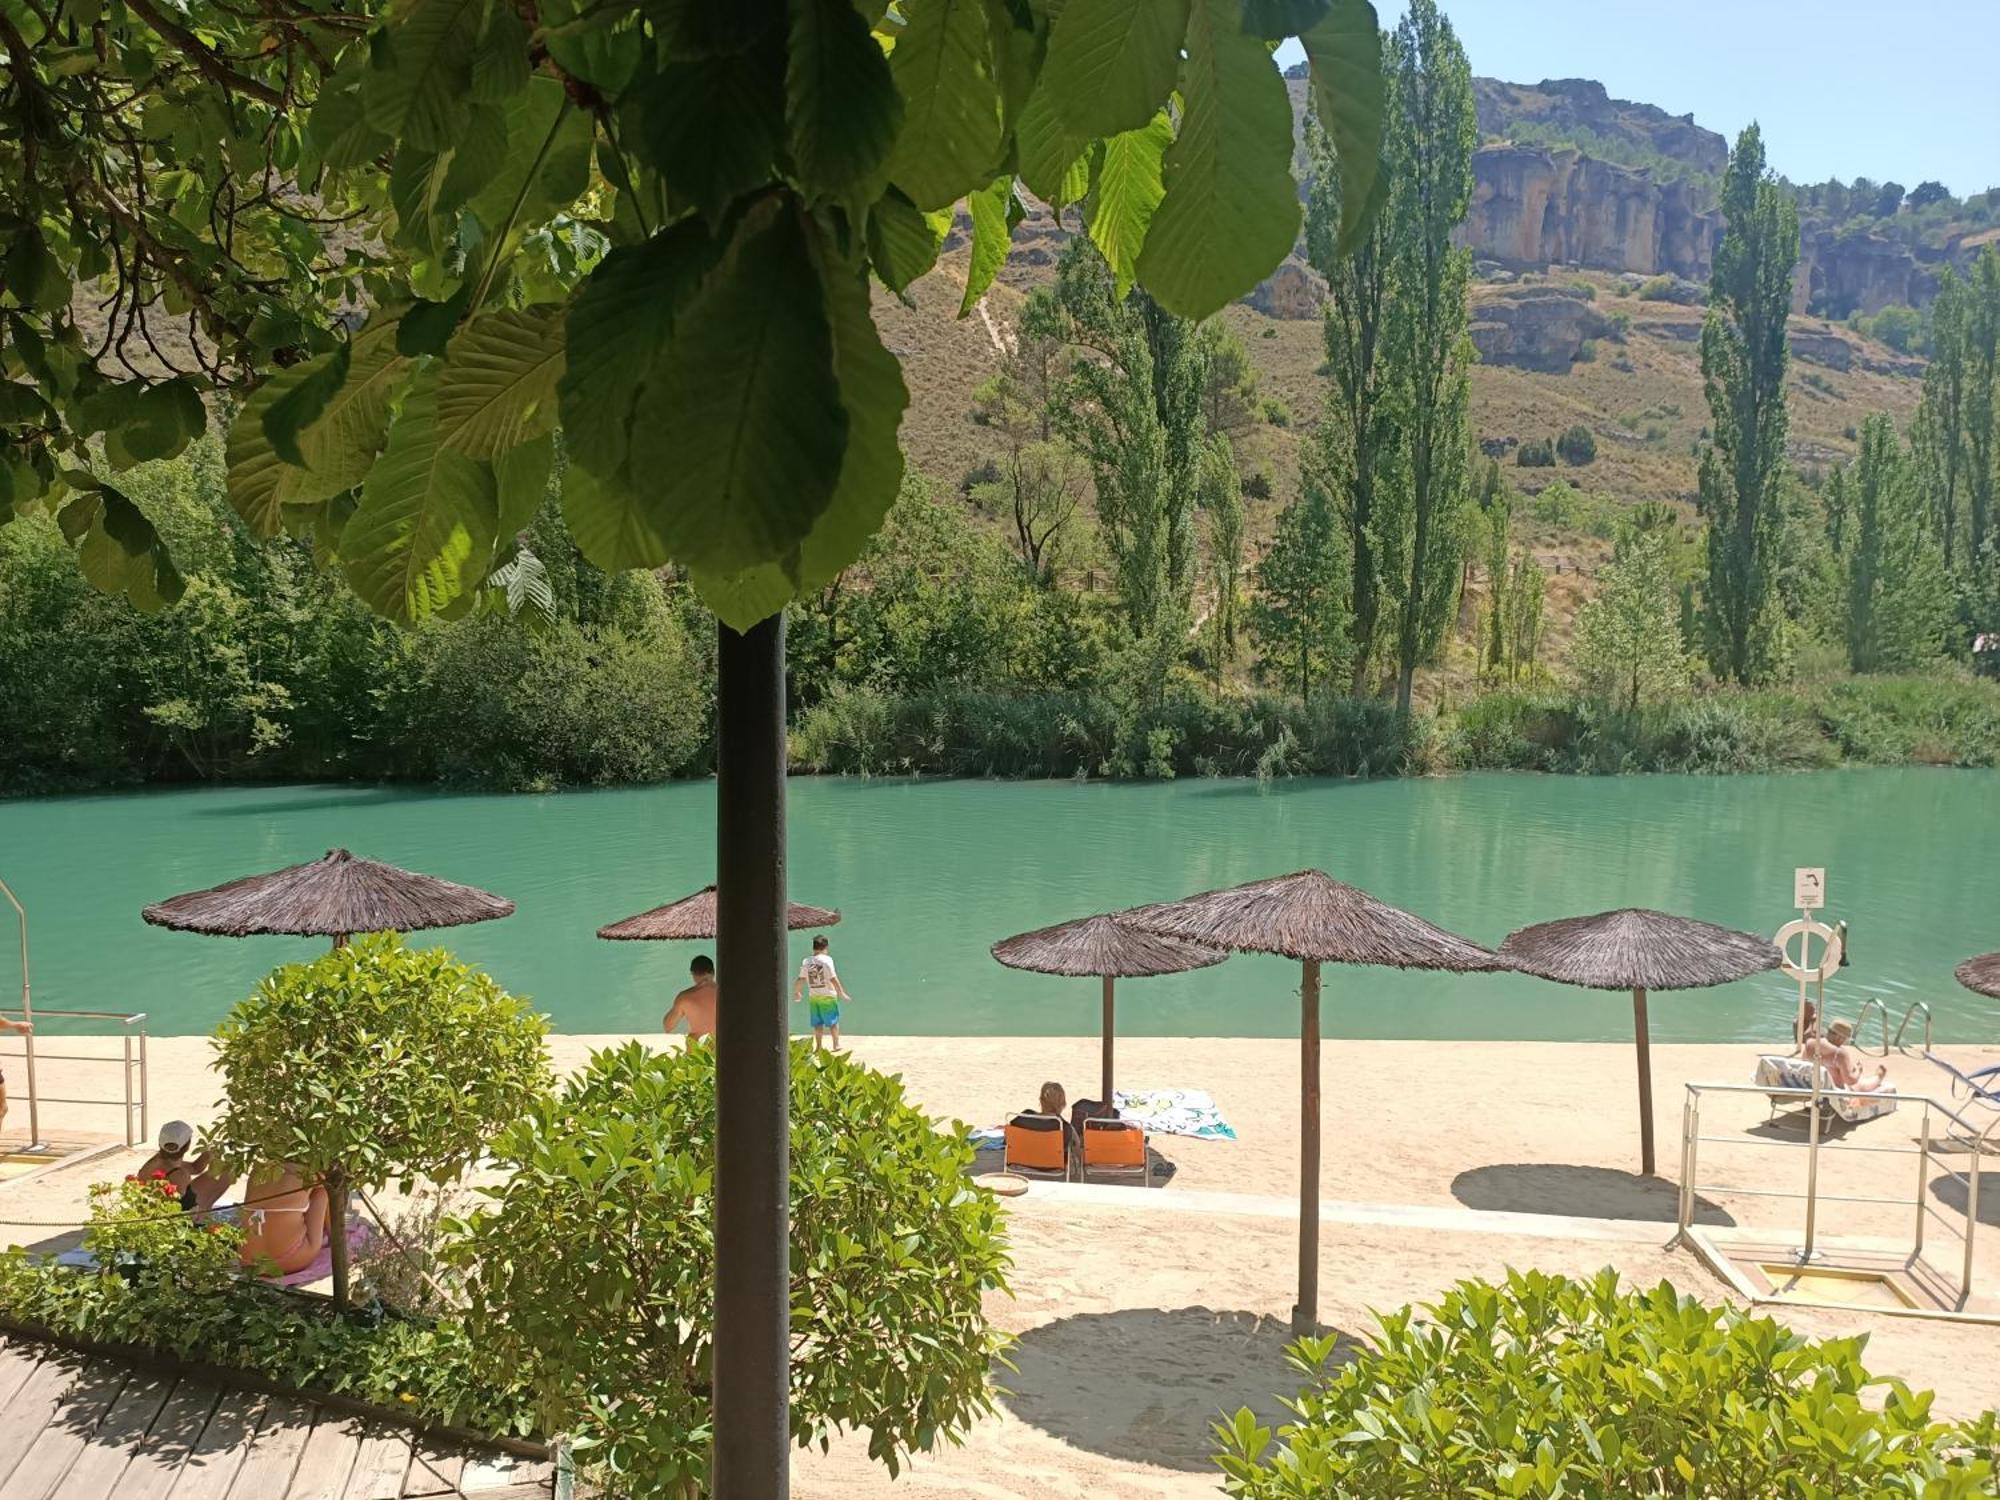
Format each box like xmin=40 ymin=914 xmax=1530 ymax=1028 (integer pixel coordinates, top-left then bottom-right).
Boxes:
xmin=793 ymin=935 xmax=851 ymax=1051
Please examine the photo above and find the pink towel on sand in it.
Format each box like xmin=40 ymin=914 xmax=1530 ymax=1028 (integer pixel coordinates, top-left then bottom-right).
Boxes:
xmin=269 ymin=1218 xmax=375 ymax=1287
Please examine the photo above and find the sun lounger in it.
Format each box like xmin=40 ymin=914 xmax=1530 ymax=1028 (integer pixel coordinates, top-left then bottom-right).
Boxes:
xmin=1079 ymin=1117 xmax=1151 ymax=1188
xmin=1922 ymin=1052 xmax=2000 ymax=1110
xmin=1003 ymin=1113 xmax=1072 ymax=1182
xmin=1753 ymin=1055 xmax=1897 ymax=1124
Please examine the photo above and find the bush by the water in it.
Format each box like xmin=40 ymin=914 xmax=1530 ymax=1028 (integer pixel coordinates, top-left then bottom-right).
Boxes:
xmin=0 ymin=1174 xmax=538 ymax=1436
xmin=444 ymin=1042 xmax=1011 ymax=1499
xmin=1215 ymin=1269 xmax=2000 ymax=1497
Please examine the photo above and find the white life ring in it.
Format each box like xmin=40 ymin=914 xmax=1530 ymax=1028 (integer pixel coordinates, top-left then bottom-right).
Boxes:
xmin=1774 ymin=918 xmax=1841 ymax=983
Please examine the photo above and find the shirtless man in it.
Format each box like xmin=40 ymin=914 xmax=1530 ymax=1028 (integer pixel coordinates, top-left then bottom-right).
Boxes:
xmin=0 ymin=1012 xmax=29 ymax=1143
xmin=663 ymin=955 xmax=718 ymax=1041
xmin=1803 ymin=1019 xmax=1889 ymax=1092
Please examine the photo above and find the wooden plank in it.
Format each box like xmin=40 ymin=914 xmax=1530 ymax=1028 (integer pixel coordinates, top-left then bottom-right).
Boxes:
xmin=50 ymin=1371 xmax=173 ymax=1500
xmin=0 ymin=1343 xmax=47 ymax=1415
xmin=399 ymin=1441 xmax=464 ymax=1498
xmin=285 ymin=1412 xmax=365 ymax=1500
xmin=340 ymin=1425 xmax=412 ymax=1500
xmin=213 ymin=1397 xmax=312 ymax=1500
xmin=0 ymin=1350 xmax=83 ymax=1487
xmin=0 ymin=1358 xmax=130 ymax=1500
xmin=115 ymin=1379 xmax=224 ymax=1500
xmin=459 ymin=1455 xmax=553 ymax=1495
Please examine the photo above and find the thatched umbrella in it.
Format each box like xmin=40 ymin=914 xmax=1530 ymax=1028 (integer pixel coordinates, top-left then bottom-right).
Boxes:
xmin=1500 ymin=909 xmax=1781 ymax=1176
xmin=142 ymin=848 xmax=514 ymax=946
xmin=1957 ymin=953 xmax=2000 ymax=1000
xmin=597 ymin=885 xmax=840 ymax=941
xmin=1127 ymin=870 xmax=1502 ymax=1331
xmin=992 ymin=914 xmax=1225 ymax=1105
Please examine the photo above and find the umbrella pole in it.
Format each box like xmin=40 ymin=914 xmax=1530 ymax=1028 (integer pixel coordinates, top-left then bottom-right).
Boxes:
xmin=1632 ymin=987 xmax=1655 ymax=1177
xmin=713 ymin=615 xmax=790 ymax=1500
xmin=1295 ymin=959 xmax=1321 ymax=1334
xmin=1101 ymin=976 xmax=1115 ymax=1106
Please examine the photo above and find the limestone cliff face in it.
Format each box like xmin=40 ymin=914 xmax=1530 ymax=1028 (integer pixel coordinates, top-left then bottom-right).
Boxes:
xmin=1461 ymin=146 xmax=1722 ymax=280
xmin=1473 ymin=78 xmax=1729 ymax=177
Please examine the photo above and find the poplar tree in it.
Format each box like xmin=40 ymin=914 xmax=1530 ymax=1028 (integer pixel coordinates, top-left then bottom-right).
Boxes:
xmin=1915 ymin=269 xmax=1970 ymax=570
xmin=1697 ymin=124 xmax=1800 ymax=684
xmin=1251 ymin=473 xmax=1349 ymax=704
xmin=1827 ymin=416 xmax=1949 ymax=672
xmin=1379 ymin=0 xmax=1476 ymax=713
xmin=1965 ymin=247 xmax=2000 ymax=577
xmin=1199 ymin=433 xmax=1246 ymax=671
xmin=1305 ymin=63 xmax=1395 ymax=696
xmin=1573 ymin=532 xmax=1691 ymax=711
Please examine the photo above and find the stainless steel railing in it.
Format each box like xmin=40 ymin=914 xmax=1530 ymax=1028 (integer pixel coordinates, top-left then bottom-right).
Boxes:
xmin=0 ymin=1009 xmax=150 ymax=1149
xmin=1677 ymin=1079 xmax=1997 ymax=1311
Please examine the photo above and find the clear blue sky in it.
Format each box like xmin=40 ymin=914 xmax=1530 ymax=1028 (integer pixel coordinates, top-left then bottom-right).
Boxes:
xmin=1275 ymin=1 xmax=1999 ymax=196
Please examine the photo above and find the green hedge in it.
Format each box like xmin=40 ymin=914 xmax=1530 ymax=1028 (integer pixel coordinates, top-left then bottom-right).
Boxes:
xmin=1216 ymin=1270 xmax=2000 ymax=1498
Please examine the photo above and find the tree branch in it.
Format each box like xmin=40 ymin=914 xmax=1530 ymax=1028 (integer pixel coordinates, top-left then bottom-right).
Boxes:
xmin=122 ymin=0 xmax=286 ymax=106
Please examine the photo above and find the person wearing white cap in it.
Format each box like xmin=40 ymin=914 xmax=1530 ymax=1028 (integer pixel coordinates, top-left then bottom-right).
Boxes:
xmin=137 ymin=1121 xmax=231 ymax=1212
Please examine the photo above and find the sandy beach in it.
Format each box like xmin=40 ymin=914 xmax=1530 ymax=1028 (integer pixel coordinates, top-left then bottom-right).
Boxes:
xmin=6 ymin=1031 xmax=1999 ymax=1496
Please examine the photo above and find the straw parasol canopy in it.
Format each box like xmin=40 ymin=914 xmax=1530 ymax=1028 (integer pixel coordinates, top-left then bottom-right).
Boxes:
xmin=992 ymin=914 xmax=1226 ymax=1104
xmin=1127 ymin=870 xmax=1503 ymax=1332
xmin=142 ymin=848 xmax=514 ymax=944
xmin=1957 ymin=952 xmax=2000 ymax=1000
xmin=597 ymin=885 xmax=840 ymax=941
xmin=1500 ymin=909 xmax=1781 ymax=1176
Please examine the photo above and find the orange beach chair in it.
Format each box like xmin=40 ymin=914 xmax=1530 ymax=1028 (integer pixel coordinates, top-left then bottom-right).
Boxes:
xmin=1080 ymin=1117 xmax=1151 ymax=1187
xmin=1003 ymin=1113 xmax=1072 ymax=1181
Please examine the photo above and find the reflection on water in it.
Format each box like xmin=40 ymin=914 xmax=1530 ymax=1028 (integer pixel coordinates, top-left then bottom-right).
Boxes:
xmin=0 ymin=769 xmax=1992 ymax=1042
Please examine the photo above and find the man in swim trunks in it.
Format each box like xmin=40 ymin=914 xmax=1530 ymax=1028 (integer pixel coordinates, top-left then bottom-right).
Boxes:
xmin=663 ymin=955 xmax=719 ymax=1041
xmin=1802 ymin=1019 xmax=1889 ymax=1092
xmin=0 ymin=1011 xmax=29 ymax=1143
xmin=793 ymin=935 xmax=850 ymax=1052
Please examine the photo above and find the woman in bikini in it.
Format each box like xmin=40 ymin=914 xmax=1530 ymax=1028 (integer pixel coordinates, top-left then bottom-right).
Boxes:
xmin=239 ymin=1163 xmax=330 ymax=1277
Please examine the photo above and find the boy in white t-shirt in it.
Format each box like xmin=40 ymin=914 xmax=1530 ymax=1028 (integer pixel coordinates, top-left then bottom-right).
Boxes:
xmin=792 ymin=935 xmax=852 ymax=1051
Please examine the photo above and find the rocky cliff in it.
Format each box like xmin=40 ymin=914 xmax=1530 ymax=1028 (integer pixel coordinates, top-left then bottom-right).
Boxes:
xmin=1473 ymin=78 xmax=1729 ymax=176
xmin=1462 ymin=145 xmax=1722 ymax=279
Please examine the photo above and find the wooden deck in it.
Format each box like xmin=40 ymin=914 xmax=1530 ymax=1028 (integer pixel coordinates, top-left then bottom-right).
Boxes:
xmin=0 ymin=1339 xmax=555 ymax=1500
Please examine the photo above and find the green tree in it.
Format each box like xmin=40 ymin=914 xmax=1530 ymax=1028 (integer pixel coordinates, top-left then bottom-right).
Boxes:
xmin=208 ymin=935 xmax=550 ymax=1307
xmin=2 ymin=0 xmax=1381 ymax=633
xmin=1698 ymin=124 xmax=1801 ymax=684
xmin=1379 ymin=0 xmax=1477 ymax=713
xmin=1250 ymin=473 xmax=1349 ymax=703
xmin=1505 ymin=549 xmax=1546 ymax=683
xmin=1032 ymin=239 xmax=1209 ymax=636
xmin=1305 ymin=76 xmax=1396 ymax=696
xmin=972 ymin=328 xmax=1086 ymax=584
xmin=1915 ymin=268 xmax=1970 ymax=570
xmin=1198 ymin=323 xmax=1263 ymax=439
xmin=1965 ymin=247 xmax=2000 ymax=577
xmin=1480 ymin=497 xmax=1510 ymax=676
xmin=446 ymin=1042 xmax=1010 ymax=1499
xmin=1573 ymin=531 xmax=1691 ymax=710
xmin=1826 ymin=416 xmax=1949 ymax=672
xmin=1200 ymin=433 xmax=1247 ymax=673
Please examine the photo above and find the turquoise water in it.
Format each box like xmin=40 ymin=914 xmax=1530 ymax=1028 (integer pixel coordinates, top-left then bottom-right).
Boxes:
xmin=0 ymin=770 xmax=1993 ymax=1042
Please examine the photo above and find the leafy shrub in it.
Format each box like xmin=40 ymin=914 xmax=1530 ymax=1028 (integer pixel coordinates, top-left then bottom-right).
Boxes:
xmin=1605 ymin=309 xmax=1630 ymax=342
xmin=1516 ymin=438 xmax=1555 ymax=468
xmin=0 ymin=1178 xmax=537 ymax=1436
xmin=1574 ymin=338 xmax=1597 ymax=363
xmin=1637 ymin=274 xmax=1677 ymax=301
xmin=1259 ymin=396 xmax=1293 ymax=428
xmin=209 ymin=936 xmax=550 ymax=1305
xmin=1243 ymin=468 xmax=1273 ymax=501
xmin=1217 ymin=1269 xmax=2000 ymax=1498
xmin=1571 ymin=281 xmax=1596 ymax=301
xmin=1557 ymin=424 xmax=1597 ymax=465
xmin=445 ymin=1042 xmax=1011 ymax=1499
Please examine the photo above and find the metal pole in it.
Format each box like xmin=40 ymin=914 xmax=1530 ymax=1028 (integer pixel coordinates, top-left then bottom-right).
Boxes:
xmin=1100 ymin=976 xmax=1115 ymax=1107
xmin=1801 ymin=1051 xmax=1823 ymax=1264
xmin=122 ymin=1030 xmax=135 ymax=1148
xmin=1294 ymin=959 xmax=1321 ymax=1334
xmin=1913 ymin=1102 xmax=1928 ymax=1258
xmin=713 ymin=614 xmax=790 ymax=1500
xmin=0 ymin=874 xmax=41 ymax=1148
xmin=137 ymin=1022 xmax=149 ymax=1145
xmin=1632 ymin=987 xmax=1655 ymax=1177
xmin=1963 ymin=1143 xmax=1981 ymax=1303
xmin=1675 ymin=1088 xmax=1696 ymax=1239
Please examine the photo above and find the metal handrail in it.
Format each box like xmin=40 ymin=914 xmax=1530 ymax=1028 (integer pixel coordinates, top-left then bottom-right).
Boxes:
xmin=0 ymin=1008 xmax=149 ymax=1149
xmin=1892 ymin=1001 xmax=1934 ymax=1055
xmin=1678 ymin=1080 xmax=1999 ymax=1310
xmin=1852 ymin=997 xmax=1890 ymax=1057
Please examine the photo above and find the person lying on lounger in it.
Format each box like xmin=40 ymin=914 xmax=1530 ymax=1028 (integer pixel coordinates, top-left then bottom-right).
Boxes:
xmin=1802 ymin=1020 xmax=1889 ymax=1093
xmin=239 ymin=1163 xmax=330 ymax=1277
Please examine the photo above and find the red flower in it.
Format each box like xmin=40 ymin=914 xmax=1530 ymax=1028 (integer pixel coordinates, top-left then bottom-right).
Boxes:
xmin=151 ymin=1169 xmax=169 ymax=1179
xmin=124 ymin=1174 xmax=138 ymax=1183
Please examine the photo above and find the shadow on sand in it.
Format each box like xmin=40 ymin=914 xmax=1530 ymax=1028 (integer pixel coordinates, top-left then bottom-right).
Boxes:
xmin=997 ymin=1307 xmax=1356 ymax=1471
xmin=1450 ymin=1162 xmax=1734 ymax=1226
xmin=1930 ymin=1172 xmax=2000 ymax=1228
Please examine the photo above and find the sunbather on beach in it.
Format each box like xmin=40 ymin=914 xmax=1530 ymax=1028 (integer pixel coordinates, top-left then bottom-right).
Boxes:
xmin=138 ymin=1120 xmax=234 ymax=1212
xmin=239 ymin=1163 xmax=330 ymax=1278
xmin=1802 ymin=1020 xmax=1889 ymax=1092
xmin=663 ymin=955 xmax=718 ymax=1040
